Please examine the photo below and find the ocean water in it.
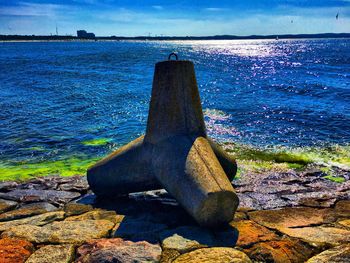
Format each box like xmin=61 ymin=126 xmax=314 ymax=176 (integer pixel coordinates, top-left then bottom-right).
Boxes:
xmin=0 ymin=39 xmax=349 ymax=179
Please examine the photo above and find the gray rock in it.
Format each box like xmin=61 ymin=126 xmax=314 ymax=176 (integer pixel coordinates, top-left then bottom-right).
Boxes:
xmin=58 ymin=176 xmax=89 ymax=193
xmin=76 ymin=238 xmax=162 ymax=263
xmin=0 ymin=199 xmax=17 ymax=213
xmin=0 ymin=189 xmax=80 ymax=205
xmin=0 ymin=181 xmax=18 ymax=192
xmin=0 ymin=211 xmax=65 ymax=231
xmin=0 ymin=202 xmax=57 ymax=221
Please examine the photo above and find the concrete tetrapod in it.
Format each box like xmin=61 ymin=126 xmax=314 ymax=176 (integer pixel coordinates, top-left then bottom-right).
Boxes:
xmin=87 ymin=58 xmax=239 ymax=226
xmin=88 ymin=135 xmax=236 ymax=197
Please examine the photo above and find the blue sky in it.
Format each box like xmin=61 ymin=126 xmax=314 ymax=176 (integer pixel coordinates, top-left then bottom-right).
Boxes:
xmin=0 ymin=0 xmax=349 ymax=36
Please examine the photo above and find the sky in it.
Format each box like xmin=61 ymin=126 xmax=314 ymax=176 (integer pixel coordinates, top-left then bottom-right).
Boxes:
xmin=0 ymin=0 xmax=349 ymax=36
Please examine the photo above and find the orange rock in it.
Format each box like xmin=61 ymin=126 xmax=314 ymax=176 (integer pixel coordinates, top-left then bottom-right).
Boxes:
xmin=0 ymin=238 xmax=34 ymax=263
xmin=244 ymin=239 xmax=316 ymax=263
xmin=248 ymin=207 xmax=335 ymax=230
xmin=335 ymin=200 xmax=350 ymax=218
xmin=230 ymin=220 xmax=278 ymax=248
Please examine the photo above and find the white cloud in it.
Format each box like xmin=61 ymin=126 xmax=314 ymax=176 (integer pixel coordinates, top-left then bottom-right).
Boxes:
xmin=204 ymin=8 xmax=227 ymax=12
xmin=0 ymin=2 xmax=66 ymax=17
xmin=152 ymin=5 xmax=163 ymax=10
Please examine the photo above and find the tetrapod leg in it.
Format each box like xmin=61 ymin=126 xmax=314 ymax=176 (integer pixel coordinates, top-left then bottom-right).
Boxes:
xmin=151 ymin=136 xmax=239 ymax=226
xmin=87 ymin=136 xmax=160 ymax=197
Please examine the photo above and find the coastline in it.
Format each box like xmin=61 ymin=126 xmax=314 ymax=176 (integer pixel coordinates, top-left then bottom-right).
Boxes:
xmin=1 ymin=32 xmax=350 ymax=42
xmin=0 ymin=160 xmax=348 ymax=262
xmin=1 ymin=141 xmax=349 ymax=182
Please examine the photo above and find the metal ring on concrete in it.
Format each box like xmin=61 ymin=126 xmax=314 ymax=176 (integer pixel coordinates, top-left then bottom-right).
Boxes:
xmin=168 ymin=53 xmax=178 ymax=61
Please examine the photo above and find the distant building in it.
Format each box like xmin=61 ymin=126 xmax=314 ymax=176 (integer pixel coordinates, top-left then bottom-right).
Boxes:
xmin=77 ymin=30 xmax=95 ymax=39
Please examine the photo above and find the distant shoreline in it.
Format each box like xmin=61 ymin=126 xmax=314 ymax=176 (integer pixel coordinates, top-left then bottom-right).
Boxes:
xmin=1 ymin=32 xmax=350 ymax=42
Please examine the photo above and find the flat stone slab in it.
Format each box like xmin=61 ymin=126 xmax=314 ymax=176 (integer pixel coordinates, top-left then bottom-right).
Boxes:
xmin=173 ymin=247 xmax=252 ymax=263
xmin=63 ymin=203 xmax=93 ymax=216
xmin=65 ymin=209 xmax=123 ymax=224
xmin=0 ymin=202 xmax=57 ymax=221
xmin=1 ymin=219 xmax=114 ymax=244
xmin=160 ymin=226 xmax=215 ymax=253
xmin=0 ymin=237 xmax=34 ymax=263
xmin=281 ymin=192 xmax=345 ymax=207
xmin=335 ymin=200 xmax=350 ymax=217
xmin=0 ymin=181 xmax=18 ymax=192
xmin=0 ymin=211 xmax=65 ymax=232
xmin=0 ymin=189 xmax=80 ymax=205
xmin=248 ymin=207 xmax=335 ymax=230
xmin=278 ymin=226 xmax=350 ymax=247
xmin=0 ymin=199 xmax=17 ymax=213
xmin=338 ymin=219 xmax=350 ymax=228
xmin=230 ymin=220 xmax=279 ymax=248
xmin=76 ymin=238 xmax=162 ymax=263
xmin=306 ymin=244 xmax=350 ymax=263
xmin=26 ymin=244 xmax=75 ymax=263
xmin=244 ymin=239 xmax=316 ymax=263
xmin=58 ymin=176 xmax=89 ymax=193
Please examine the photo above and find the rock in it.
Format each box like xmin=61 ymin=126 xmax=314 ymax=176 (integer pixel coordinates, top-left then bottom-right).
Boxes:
xmin=0 ymin=211 xmax=65 ymax=232
xmin=160 ymin=249 xmax=181 ymax=263
xmin=65 ymin=209 xmax=123 ymax=224
xmin=281 ymin=192 xmax=340 ymax=207
xmin=279 ymin=226 xmax=350 ymax=247
xmin=76 ymin=238 xmax=162 ymax=263
xmin=113 ymin=217 xmax=168 ymax=242
xmin=0 ymin=189 xmax=80 ymax=205
xmin=25 ymin=244 xmax=75 ymax=263
xmin=58 ymin=176 xmax=89 ymax=193
xmin=244 ymin=239 xmax=315 ymax=263
xmin=0 ymin=202 xmax=57 ymax=222
xmin=230 ymin=220 xmax=279 ymax=248
xmin=232 ymin=211 xmax=247 ymax=221
xmin=0 ymin=199 xmax=17 ymax=213
xmin=335 ymin=200 xmax=350 ymax=217
xmin=236 ymin=193 xmax=262 ymax=210
xmin=248 ymin=207 xmax=335 ymax=230
xmin=338 ymin=219 xmax=350 ymax=228
xmin=0 ymin=181 xmax=18 ymax=192
xmin=173 ymin=247 xmax=252 ymax=263
xmin=0 ymin=237 xmax=34 ymax=263
xmin=63 ymin=203 xmax=93 ymax=216
xmin=160 ymin=226 xmax=214 ymax=253
xmin=245 ymin=193 xmax=289 ymax=210
xmin=1 ymin=219 xmax=114 ymax=244
xmin=306 ymin=244 xmax=350 ymax=263
xmin=162 ymin=233 xmax=206 ymax=253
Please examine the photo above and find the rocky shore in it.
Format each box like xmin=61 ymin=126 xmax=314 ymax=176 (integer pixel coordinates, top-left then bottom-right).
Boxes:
xmin=0 ymin=167 xmax=349 ymax=263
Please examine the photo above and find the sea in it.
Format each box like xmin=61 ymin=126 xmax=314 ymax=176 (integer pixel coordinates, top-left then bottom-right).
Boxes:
xmin=0 ymin=39 xmax=349 ymax=180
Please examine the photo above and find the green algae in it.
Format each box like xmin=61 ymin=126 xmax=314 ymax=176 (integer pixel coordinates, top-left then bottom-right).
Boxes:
xmin=225 ymin=143 xmax=350 ymax=168
xmin=82 ymin=138 xmax=112 ymax=146
xmin=322 ymin=175 xmax=346 ymax=183
xmin=0 ymin=157 xmax=99 ymax=181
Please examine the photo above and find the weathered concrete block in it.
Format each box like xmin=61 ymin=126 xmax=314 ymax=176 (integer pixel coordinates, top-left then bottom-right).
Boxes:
xmin=87 ymin=58 xmax=239 ymax=226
